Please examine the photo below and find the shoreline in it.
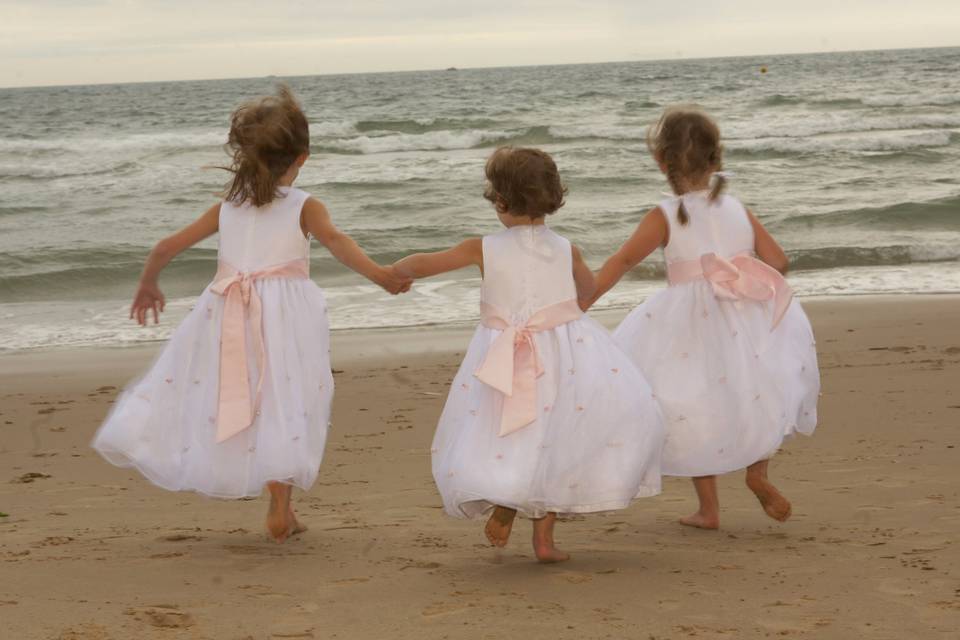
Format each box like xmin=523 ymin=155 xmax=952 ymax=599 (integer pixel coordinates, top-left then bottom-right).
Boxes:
xmin=1 ymin=293 xmax=956 ymax=374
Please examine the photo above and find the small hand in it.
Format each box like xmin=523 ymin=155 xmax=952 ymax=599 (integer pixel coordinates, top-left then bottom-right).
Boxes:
xmin=378 ymin=266 xmax=414 ymax=295
xmin=130 ymin=280 xmax=166 ymax=325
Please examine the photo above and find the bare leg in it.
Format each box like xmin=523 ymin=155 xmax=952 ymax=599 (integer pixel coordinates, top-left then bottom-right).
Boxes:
xmin=532 ymin=512 xmax=570 ymax=563
xmin=484 ymin=505 xmax=517 ymax=547
xmin=266 ymin=482 xmax=293 ymax=543
xmin=679 ymin=476 xmax=720 ymax=529
xmin=745 ymin=459 xmax=792 ymax=522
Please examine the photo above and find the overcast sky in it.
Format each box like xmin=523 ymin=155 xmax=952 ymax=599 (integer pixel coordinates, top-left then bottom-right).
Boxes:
xmin=2 ymin=0 xmax=958 ymax=88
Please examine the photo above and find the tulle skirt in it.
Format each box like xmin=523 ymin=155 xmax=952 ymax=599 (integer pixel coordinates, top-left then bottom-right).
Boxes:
xmin=92 ymin=279 xmax=334 ymax=498
xmin=433 ymin=316 xmax=664 ymax=519
xmin=614 ymin=281 xmax=819 ymax=477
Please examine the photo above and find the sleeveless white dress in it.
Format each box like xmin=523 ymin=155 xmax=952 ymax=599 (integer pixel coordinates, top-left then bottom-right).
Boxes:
xmin=614 ymin=192 xmax=819 ymax=477
xmin=433 ymin=225 xmax=664 ymax=519
xmin=92 ymin=187 xmax=334 ymax=498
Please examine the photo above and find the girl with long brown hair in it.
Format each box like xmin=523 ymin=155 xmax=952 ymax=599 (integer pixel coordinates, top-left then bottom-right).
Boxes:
xmin=585 ymin=106 xmax=820 ymax=529
xmin=92 ymin=86 xmax=410 ymax=542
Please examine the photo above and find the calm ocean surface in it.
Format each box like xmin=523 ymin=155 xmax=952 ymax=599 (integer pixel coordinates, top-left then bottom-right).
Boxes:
xmin=1 ymin=48 xmax=959 ymax=351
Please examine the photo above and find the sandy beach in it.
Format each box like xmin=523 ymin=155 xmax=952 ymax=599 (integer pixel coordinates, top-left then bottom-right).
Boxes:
xmin=1 ymin=295 xmax=958 ymax=640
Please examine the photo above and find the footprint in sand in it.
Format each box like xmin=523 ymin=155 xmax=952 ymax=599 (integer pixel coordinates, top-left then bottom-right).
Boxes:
xmin=421 ymin=601 xmax=471 ymax=618
xmin=124 ymin=605 xmax=195 ymax=629
xmin=12 ymin=472 xmax=51 ymax=483
xmin=35 ymin=536 xmax=74 ymax=547
xmin=557 ymin=571 xmax=593 ymax=584
xmin=158 ymin=533 xmax=203 ymax=542
xmin=57 ymin=623 xmax=112 ymax=639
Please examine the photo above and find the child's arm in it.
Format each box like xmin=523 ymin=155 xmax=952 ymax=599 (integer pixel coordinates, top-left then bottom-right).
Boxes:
xmin=747 ymin=209 xmax=789 ymax=274
xmin=571 ymin=245 xmax=596 ymax=308
xmin=131 ymin=202 xmax=221 ymax=325
xmin=581 ymin=207 xmax=667 ymax=310
xmin=301 ymin=197 xmax=411 ymax=294
xmin=392 ymin=239 xmax=483 ymax=279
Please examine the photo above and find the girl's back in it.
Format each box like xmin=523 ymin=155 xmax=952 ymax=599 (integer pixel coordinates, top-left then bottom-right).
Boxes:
xmin=218 ymin=187 xmax=310 ymax=271
xmin=660 ymin=192 xmax=754 ymax=264
xmin=481 ymin=225 xmax=576 ymax=317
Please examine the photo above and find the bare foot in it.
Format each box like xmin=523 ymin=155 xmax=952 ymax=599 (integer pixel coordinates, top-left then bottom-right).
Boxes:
xmin=266 ymin=483 xmax=293 ymax=543
xmin=679 ymin=512 xmax=720 ymax=530
xmin=484 ymin=506 xmax=517 ymax=547
xmin=532 ymin=512 xmax=570 ymax=563
xmin=533 ymin=542 xmax=571 ymax=564
xmin=746 ymin=476 xmax=792 ymax=522
xmin=288 ymin=509 xmax=308 ymax=537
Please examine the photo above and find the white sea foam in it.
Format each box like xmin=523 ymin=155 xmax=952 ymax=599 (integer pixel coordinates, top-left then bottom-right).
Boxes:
xmin=727 ymin=130 xmax=954 ymax=154
xmin=322 ymin=129 xmax=512 ymax=154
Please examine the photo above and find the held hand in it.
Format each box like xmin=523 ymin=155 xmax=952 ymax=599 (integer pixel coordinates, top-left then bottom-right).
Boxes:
xmin=130 ymin=280 xmax=166 ymax=326
xmin=377 ymin=266 xmax=414 ymax=295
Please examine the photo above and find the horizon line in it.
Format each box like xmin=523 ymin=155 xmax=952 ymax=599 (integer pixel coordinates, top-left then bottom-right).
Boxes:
xmin=1 ymin=43 xmax=956 ymax=91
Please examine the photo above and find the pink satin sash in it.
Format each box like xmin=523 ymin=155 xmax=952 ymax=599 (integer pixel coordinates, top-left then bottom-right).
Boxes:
xmin=474 ymin=299 xmax=583 ymax=437
xmin=210 ymin=258 xmax=309 ymax=443
xmin=667 ymin=252 xmax=793 ymax=330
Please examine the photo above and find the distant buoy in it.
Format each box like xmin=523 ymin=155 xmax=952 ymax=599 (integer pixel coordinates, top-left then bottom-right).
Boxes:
xmin=760 ymin=66 xmax=768 ymax=74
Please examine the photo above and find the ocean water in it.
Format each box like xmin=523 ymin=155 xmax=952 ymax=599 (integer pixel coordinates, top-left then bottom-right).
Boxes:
xmin=1 ymin=47 xmax=959 ymax=352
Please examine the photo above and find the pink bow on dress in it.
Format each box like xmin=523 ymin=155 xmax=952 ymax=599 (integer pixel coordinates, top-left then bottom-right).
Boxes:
xmin=209 ymin=259 xmax=308 ymax=443
xmin=473 ymin=299 xmax=583 ymax=437
xmin=668 ymin=252 xmax=793 ymax=329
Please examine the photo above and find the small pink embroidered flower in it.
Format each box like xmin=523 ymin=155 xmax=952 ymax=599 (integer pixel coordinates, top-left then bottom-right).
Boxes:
xmin=645 ymin=312 xmax=652 ymax=319
xmin=568 ymin=368 xmax=576 ymax=375
xmin=495 ymin=454 xmax=503 ymax=460
xmin=461 ymin=383 xmax=469 ymax=390
xmin=611 ymin=368 xmax=619 ymax=374
xmin=469 ymin=409 xmax=477 ymax=416
xmin=292 ymin=436 xmax=300 ymax=441
xmin=702 ymin=310 xmax=709 ymax=318
xmin=207 ymin=416 xmax=216 ymax=424
xmin=718 ymin=376 xmax=727 ymax=384
xmin=732 ymin=330 xmax=739 ymax=337
xmin=543 ymin=405 xmax=551 ymax=412
xmin=576 ymin=405 xmax=585 ymax=411
xmin=680 ymin=352 xmax=689 ymax=359
xmin=164 ymin=378 xmax=173 ymax=384
xmin=576 ymin=337 xmax=584 ymax=343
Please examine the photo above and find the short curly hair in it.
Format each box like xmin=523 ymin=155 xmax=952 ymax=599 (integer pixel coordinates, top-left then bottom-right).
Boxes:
xmin=482 ymin=147 xmax=567 ymax=219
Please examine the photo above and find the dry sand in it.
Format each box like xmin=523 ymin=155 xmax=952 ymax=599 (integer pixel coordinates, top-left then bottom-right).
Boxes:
xmin=1 ymin=296 xmax=958 ymax=639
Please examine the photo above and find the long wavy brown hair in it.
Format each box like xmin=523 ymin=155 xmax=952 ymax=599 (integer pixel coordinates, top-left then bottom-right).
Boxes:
xmin=482 ymin=147 xmax=567 ymax=219
xmin=221 ymin=85 xmax=310 ymax=207
xmin=647 ymin=106 xmax=725 ymax=225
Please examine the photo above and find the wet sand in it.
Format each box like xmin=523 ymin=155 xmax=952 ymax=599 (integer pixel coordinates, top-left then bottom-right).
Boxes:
xmin=1 ymin=296 xmax=959 ymax=639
